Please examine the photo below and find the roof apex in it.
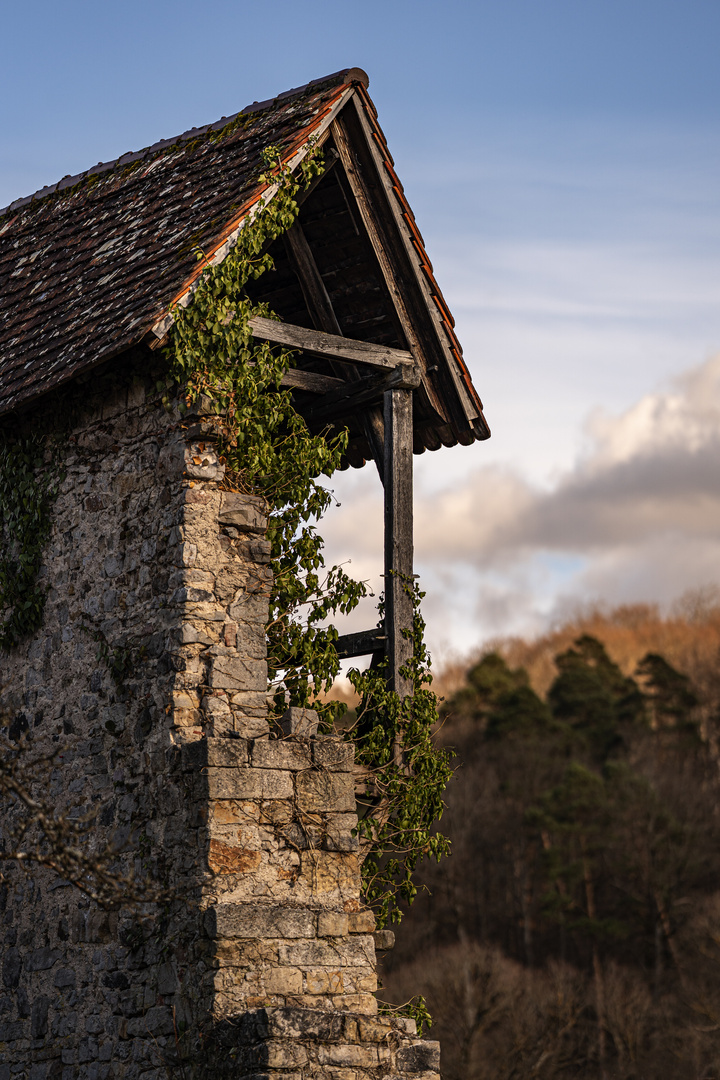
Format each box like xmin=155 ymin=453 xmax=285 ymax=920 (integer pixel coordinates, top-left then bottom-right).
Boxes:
xmin=0 ymin=67 xmax=370 ymax=218
xmin=0 ymin=67 xmax=489 ymax=451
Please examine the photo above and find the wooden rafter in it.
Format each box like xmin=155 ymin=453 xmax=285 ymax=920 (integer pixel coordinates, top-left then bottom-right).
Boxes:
xmin=347 ymin=95 xmax=486 ymax=437
xmin=335 ymin=629 xmax=386 ymax=660
xmin=304 ymin=362 xmax=419 ymax=426
xmin=249 ymin=316 xmax=412 ymax=371
xmin=279 ymin=367 xmax=344 ymax=394
xmin=276 ymin=223 xmax=388 ymax=473
xmin=283 ymin=222 xmax=343 ymax=336
xmin=329 ymin=117 xmax=444 ymax=418
xmin=294 ymin=147 xmax=340 ymax=209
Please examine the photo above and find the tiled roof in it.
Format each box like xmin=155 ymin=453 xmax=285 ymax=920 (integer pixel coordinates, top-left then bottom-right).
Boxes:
xmin=0 ymin=69 xmax=364 ymax=416
xmin=351 ymin=86 xmax=488 ymax=441
xmin=0 ymin=68 xmax=489 ymax=447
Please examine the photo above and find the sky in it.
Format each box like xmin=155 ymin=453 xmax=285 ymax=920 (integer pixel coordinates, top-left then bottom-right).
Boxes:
xmin=3 ymin=0 xmax=720 ymax=664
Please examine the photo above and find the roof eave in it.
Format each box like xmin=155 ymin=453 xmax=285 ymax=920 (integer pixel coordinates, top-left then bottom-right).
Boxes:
xmin=343 ymin=89 xmax=490 ymax=444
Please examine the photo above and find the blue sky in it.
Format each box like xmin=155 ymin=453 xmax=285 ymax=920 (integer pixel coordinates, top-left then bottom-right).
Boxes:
xmin=4 ymin=1 xmax=720 ymax=657
xmin=3 ymin=2 xmax=720 ymax=168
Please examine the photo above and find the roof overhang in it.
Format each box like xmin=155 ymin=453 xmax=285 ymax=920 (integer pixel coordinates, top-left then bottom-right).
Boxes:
xmin=0 ymin=68 xmax=489 ymax=460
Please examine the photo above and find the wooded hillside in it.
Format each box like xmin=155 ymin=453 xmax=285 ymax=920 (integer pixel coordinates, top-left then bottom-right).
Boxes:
xmin=382 ymin=595 xmax=720 ymax=1080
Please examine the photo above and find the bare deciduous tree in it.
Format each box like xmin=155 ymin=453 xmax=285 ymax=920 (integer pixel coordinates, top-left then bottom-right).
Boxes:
xmin=0 ymin=717 xmax=165 ymax=908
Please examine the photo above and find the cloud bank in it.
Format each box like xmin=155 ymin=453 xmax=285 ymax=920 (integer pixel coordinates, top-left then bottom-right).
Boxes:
xmin=322 ymin=354 xmax=720 ymax=656
xmin=422 ymin=352 xmax=720 ymax=562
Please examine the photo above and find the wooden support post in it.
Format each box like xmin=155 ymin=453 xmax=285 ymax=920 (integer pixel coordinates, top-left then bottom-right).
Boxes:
xmin=384 ymin=387 xmax=414 ymax=698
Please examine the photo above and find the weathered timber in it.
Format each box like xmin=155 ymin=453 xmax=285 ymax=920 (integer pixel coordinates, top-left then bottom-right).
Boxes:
xmin=335 ymin=629 xmax=387 ymax=660
xmin=245 ymin=360 xmax=343 ymax=394
xmin=330 ymin=119 xmax=433 ymax=388
xmin=280 ymin=367 xmax=344 ymax=394
xmin=283 ymin=222 xmax=343 ymax=336
xmin=334 ymin=106 xmax=465 ymax=435
xmin=384 ymin=386 xmax=414 ymax=698
xmin=248 ymin=315 xmax=412 ymax=371
xmin=294 ymin=146 xmax=339 ymax=207
xmin=304 ymin=362 xmax=420 ymax=426
xmin=280 ymin=221 xmax=387 ymax=472
xmin=347 ymin=95 xmax=489 ymax=438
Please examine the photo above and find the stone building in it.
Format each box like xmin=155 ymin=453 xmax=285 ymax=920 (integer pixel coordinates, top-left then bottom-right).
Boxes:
xmin=0 ymin=69 xmax=489 ymax=1077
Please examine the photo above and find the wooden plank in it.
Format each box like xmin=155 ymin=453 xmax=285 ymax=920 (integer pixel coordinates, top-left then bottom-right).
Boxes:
xmin=346 ymin=96 xmax=484 ymax=435
xmin=245 ymin=361 xmax=343 ymax=394
xmin=338 ymin=107 xmax=448 ymax=404
xmin=294 ymin=147 xmax=339 ymax=208
xmin=384 ymin=386 xmax=414 ymax=699
xmin=283 ymin=222 xmax=343 ymax=335
xmin=330 ymin=119 xmax=430 ymax=378
xmin=331 ymin=124 xmax=411 ymax=343
xmin=249 ymin=315 xmax=412 ymax=371
xmin=279 ymin=367 xmax=344 ymax=394
xmin=304 ymin=363 xmax=419 ymax=426
xmin=280 ymin=221 xmax=387 ymax=473
xmin=335 ymin=629 xmax=386 ymax=660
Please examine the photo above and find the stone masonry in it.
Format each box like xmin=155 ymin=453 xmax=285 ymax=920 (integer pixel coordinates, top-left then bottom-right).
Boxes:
xmin=0 ymin=353 xmax=441 ymax=1079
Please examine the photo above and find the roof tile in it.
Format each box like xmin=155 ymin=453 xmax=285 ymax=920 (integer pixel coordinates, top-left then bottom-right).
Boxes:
xmin=0 ymin=69 xmax=366 ymax=416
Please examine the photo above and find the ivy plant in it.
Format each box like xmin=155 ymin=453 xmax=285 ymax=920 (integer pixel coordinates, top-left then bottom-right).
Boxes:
xmin=349 ymin=579 xmax=453 ymax=926
xmin=162 ymin=142 xmax=452 ymax=925
xmin=0 ymin=139 xmax=452 ymax=927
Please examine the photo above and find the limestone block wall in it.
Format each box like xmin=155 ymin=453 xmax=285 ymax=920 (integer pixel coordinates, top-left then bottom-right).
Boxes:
xmin=184 ymin=725 xmax=442 ymax=1080
xmin=191 ymin=730 xmax=374 ymax=1017
xmin=0 ymin=352 xmax=441 ymax=1080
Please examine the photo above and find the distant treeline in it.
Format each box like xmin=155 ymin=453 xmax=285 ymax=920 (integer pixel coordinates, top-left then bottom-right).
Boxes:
xmin=382 ymin=599 xmax=720 ymax=1080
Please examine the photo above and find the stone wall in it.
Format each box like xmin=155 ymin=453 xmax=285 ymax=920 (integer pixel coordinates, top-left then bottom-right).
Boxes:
xmin=0 ymin=353 xmax=440 ymax=1079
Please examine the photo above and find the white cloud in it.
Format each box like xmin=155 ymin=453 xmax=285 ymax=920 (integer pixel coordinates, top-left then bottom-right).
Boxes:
xmin=587 ymin=354 xmax=720 ymax=465
xmin=321 ymin=353 xmax=720 ymax=656
xmin=319 ymin=124 xmax=720 ymax=658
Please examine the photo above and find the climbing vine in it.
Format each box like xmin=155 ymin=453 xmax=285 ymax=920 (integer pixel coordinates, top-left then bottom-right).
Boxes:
xmin=164 ymin=142 xmax=451 ymax=925
xmin=348 ymin=580 xmax=453 ymax=927
xmin=164 ymin=143 xmax=365 ymax=709
xmin=0 ymin=436 xmax=59 ymax=650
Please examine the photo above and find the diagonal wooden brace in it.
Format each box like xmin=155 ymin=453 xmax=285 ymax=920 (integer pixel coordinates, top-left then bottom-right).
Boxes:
xmin=304 ymin=362 xmax=419 ymax=426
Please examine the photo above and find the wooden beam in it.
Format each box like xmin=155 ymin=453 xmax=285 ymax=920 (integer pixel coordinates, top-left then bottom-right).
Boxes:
xmin=249 ymin=315 xmax=412 ymax=372
xmin=330 ymin=119 xmax=428 ymax=369
xmin=346 ymin=96 xmax=486 ymax=435
xmin=304 ymin=363 xmax=419 ymax=427
xmin=280 ymin=217 xmax=386 ymax=475
xmin=245 ymin=362 xmax=343 ymax=394
xmin=279 ymin=367 xmax=344 ymax=394
xmin=283 ymin=223 xmax=343 ymax=336
xmin=384 ymin=386 xmax=414 ymax=698
xmin=335 ymin=629 xmax=386 ymax=660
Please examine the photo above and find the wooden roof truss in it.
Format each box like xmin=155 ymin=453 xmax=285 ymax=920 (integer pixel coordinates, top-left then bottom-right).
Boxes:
xmin=2 ymin=69 xmax=489 ymax=695
xmin=226 ymin=95 xmax=488 ymax=693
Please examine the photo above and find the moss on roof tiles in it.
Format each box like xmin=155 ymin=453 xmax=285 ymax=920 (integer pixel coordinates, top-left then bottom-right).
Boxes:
xmin=0 ymin=70 xmax=360 ymax=416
